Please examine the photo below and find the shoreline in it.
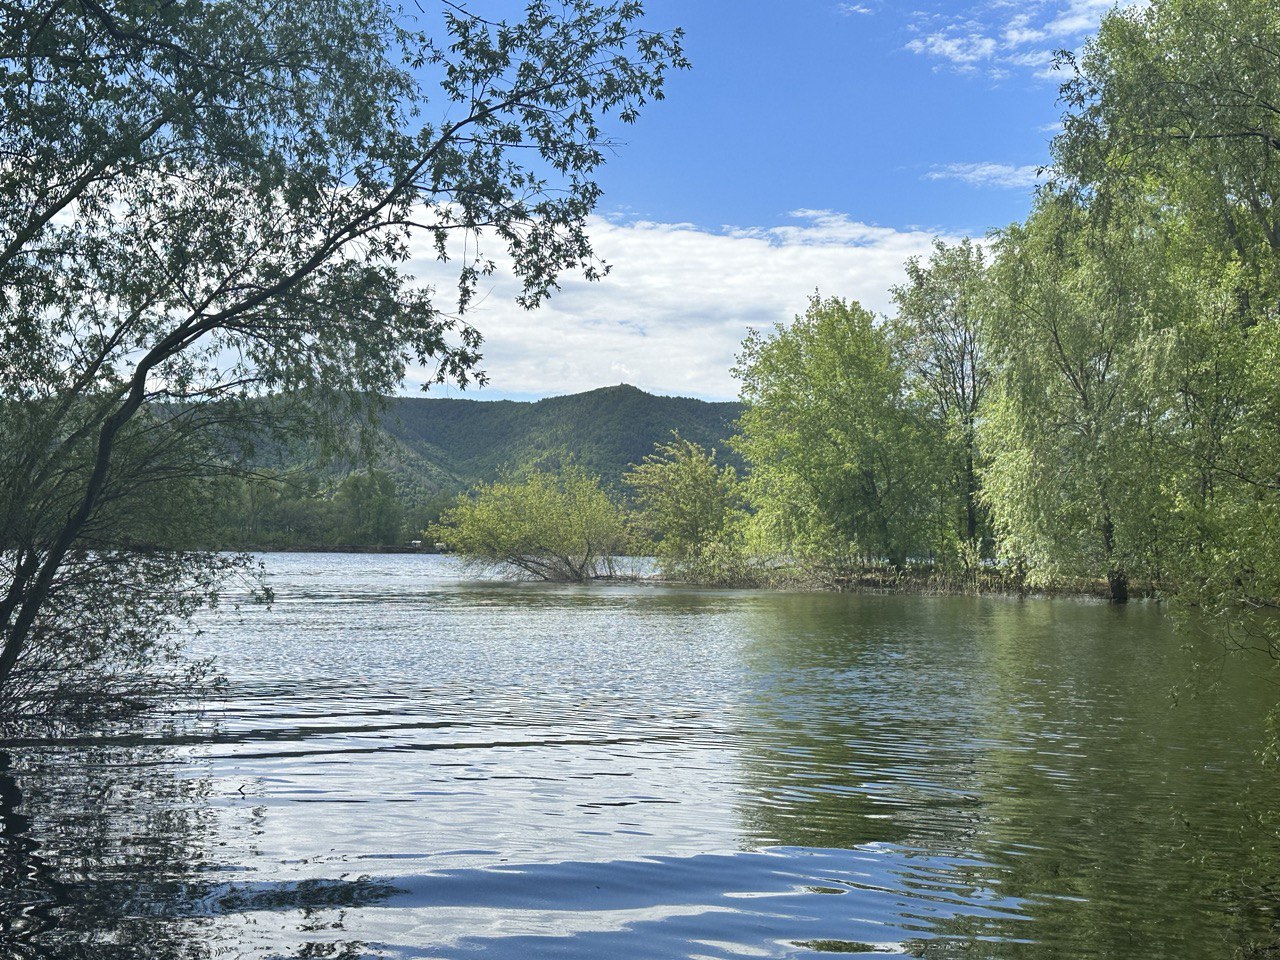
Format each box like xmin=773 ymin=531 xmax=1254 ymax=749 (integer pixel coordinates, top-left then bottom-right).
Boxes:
xmin=234 ymin=549 xmax=1158 ymax=602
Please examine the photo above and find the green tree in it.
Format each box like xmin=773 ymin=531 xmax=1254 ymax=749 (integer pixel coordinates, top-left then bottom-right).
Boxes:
xmin=981 ymin=197 xmax=1178 ymax=602
xmin=1055 ymin=0 xmax=1280 ymax=278
xmin=0 ymin=0 xmax=686 ymax=718
xmin=624 ymin=435 xmax=749 ymax=583
xmin=733 ymin=295 xmax=942 ymax=579
xmin=890 ymin=238 xmax=992 ymax=557
xmin=1046 ymin=0 xmax=1280 ymax=619
xmin=0 ymin=413 xmax=250 ymax=719
xmin=430 ymin=467 xmax=628 ymax=581
xmin=334 ymin=469 xmax=404 ymax=546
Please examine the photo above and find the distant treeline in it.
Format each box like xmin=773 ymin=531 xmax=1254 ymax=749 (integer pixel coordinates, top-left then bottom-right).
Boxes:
xmin=207 ymin=469 xmax=452 ymax=550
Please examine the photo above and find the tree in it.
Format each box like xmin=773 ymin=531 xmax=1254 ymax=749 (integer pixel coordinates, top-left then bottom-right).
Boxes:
xmin=890 ymin=238 xmax=992 ymax=557
xmin=430 ymin=467 xmax=628 ymax=581
xmin=981 ymin=196 xmax=1178 ymax=603
xmin=624 ymin=434 xmax=750 ymax=583
xmin=334 ymin=469 xmax=405 ymax=546
xmin=1055 ymin=0 xmax=1280 ymax=273
xmin=0 ymin=0 xmax=686 ymax=718
xmin=1038 ymin=0 xmax=1280 ymax=614
xmin=733 ymin=295 xmax=943 ymax=578
xmin=0 ymin=416 xmax=254 ymax=720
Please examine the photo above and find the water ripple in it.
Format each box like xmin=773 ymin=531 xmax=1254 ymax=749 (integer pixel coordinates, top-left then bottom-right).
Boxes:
xmin=2 ymin=554 xmax=1277 ymax=959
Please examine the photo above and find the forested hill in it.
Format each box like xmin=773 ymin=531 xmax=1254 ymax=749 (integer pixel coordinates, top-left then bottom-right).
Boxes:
xmin=210 ymin=385 xmax=743 ymax=548
xmin=383 ymin=384 xmax=743 ymax=488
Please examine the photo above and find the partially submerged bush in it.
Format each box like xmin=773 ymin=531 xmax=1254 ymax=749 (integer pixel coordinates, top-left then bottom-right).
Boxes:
xmin=430 ymin=467 xmax=629 ymax=582
xmin=625 ymin=436 xmax=760 ymax=585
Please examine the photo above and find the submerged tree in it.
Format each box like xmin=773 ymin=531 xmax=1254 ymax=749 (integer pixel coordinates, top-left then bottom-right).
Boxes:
xmin=981 ymin=196 xmax=1179 ymax=603
xmin=1052 ymin=0 xmax=1280 ymax=619
xmin=624 ymin=434 xmax=751 ymax=583
xmin=430 ymin=467 xmax=628 ymax=581
xmin=0 ymin=0 xmax=686 ymax=718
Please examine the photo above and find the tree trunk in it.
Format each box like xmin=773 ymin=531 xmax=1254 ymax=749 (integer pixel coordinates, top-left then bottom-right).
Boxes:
xmin=1099 ymin=501 xmax=1128 ymax=604
xmin=0 ymin=384 xmax=144 ymax=694
xmin=964 ymin=449 xmax=979 ymax=545
xmin=1107 ymin=568 xmax=1129 ymax=605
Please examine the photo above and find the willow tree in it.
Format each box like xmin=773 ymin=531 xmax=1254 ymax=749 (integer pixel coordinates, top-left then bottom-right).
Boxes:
xmin=431 ymin=467 xmax=628 ymax=581
xmin=1055 ymin=0 xmax=1280 ymax=273
xmin=1047 ymin=0 xmax=1280 ymax=616
xmin=0 ymin=0 xmax=685 ymax=719
xmin=981 ymin=197 xmax=1180 ymax=603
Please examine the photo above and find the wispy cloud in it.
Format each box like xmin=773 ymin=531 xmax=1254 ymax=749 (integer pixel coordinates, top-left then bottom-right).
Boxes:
xmin=906 ymin=31 xmax=997 ymax=66
xmin=405 ymin=212 xmax=955 ymax=401
xmin=837 ymin=2 xmax=874 ymax=15
xmin=1044 ymin=0 xmax=1120 ymax=36
xmin=926 ymin=162 xmax=1043 ymax=189
xmin=906 ymin=0 xmax=1142 ymax=79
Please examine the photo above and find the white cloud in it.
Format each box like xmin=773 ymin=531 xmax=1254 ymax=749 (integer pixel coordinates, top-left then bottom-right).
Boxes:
xmin=925 ymin=162 xmax=1043 ymax=188
xmin=403 ymin=212 xmax=953 ymax=401
xmin=1044 ymin=0 xmax=1120 ymax=37
xmin=906 ymin=31 xmax=998 ymax=65
xmin=1003 ymin=25 xmax=1047 ymax=46
xmin=837 ymin=3 xmax=874 ymax=14
xmin=906 ymin=0 xmax=1143 ymax=79
xmin=1005 ymin=48 xmax=1055 ymax=69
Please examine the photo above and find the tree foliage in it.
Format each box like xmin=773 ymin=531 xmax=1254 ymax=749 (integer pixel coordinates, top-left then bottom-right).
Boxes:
xmin=0 ymin=0 xmax=685 ymax=718
xmin=1051 ymin=0 xmax=1280 ymax=618
xmin=890 ymin=238 xmax=992 ymax=555
xmin=733 ymin=296 xmax=943 ymax=578
xmin=333 ymin=469 xmax=404 ymax=547
xmin=430 ymin=467 xmax=628 ymax=581
xmin=980 ymin=196 xmax=1178 ymax=602
xmin=624 ymin=434 xmax=751 ymax=583
xmin=722 ymin=2 xmax=1279 ymax=611
xmin=710 ymin=0 xmax=1269 ymax=608
xmin=1054 ymin=0 xmax=1280 ymax=271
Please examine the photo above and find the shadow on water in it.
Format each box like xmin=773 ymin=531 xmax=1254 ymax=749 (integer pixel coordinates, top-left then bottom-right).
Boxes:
xmin=0 ymin=734 xmax=404 ymax=959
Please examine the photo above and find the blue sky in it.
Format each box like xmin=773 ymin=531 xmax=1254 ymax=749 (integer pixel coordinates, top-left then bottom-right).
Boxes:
xmin=412 ymin=0 xmax=1123 ymax=402
xmin=594 ymin=0 xmax=1067 ymax=233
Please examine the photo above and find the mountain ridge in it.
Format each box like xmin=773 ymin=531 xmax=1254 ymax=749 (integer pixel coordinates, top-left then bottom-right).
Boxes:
xmin=380 ymin=382 xmax=745 ymax=492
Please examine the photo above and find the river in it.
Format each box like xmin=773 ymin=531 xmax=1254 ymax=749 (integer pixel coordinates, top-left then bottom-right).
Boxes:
xmin=1 ymin=553 xmax=1277 ymax=958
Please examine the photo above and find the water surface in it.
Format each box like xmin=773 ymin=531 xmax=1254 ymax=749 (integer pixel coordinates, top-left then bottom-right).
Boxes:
xmin=2 ymin=554 xmax=1277 ymax=958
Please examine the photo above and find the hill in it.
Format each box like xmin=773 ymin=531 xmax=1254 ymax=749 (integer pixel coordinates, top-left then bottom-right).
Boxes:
xmin=211 ymin=385 xmax=744 ymax=548
xmin=382 ymin=383 xmax=743 ymax=490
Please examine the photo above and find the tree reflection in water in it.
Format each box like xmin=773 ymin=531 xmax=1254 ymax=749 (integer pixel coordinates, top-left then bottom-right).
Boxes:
xmin=0 ymin=736 xmax=396 ymax=959
xmin=2 ymin=580 xmax=1279 ymax=959
xmin=731 ymin=592 xmax=1280 ymax=958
